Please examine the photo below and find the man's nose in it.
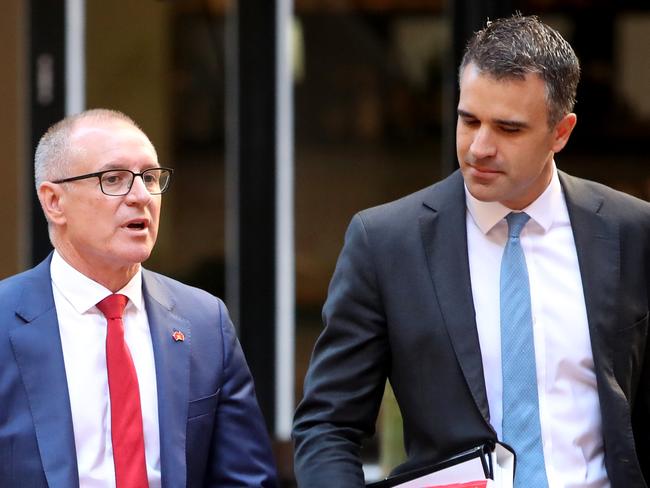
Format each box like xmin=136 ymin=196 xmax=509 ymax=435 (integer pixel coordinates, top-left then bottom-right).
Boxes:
xmin=125 ymin=175 xmax=153 ymax=203
xmin=469 ymin=127 xmax=497 ymax=159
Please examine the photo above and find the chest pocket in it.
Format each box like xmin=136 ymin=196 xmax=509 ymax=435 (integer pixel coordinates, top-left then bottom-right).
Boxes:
xmin=188 ymin=389 xmax=219 ymax=420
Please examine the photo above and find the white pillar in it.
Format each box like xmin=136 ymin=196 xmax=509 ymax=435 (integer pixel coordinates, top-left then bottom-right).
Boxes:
xmin=275 ymin=0 xmax=295 ymax=441
xmin=65 ymin=0 xmax=85 ymax=115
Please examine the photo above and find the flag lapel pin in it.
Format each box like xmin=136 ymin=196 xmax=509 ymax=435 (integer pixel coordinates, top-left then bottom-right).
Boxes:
xmin=172 ymin=329 xmax=185 ymax=342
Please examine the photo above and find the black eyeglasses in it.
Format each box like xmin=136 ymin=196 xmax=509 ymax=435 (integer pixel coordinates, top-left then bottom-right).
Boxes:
xmin=52 ymin=167 xmax=174 ymax=196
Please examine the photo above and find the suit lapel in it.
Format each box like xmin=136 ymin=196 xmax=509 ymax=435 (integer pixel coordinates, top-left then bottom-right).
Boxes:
xmin=560 ymin=172 xmax=620 ymax=373
xmin=418 ymin=171 xmax=492 ymax=426
xmin=9 ymin=257 xmax=79 ymax=488
xmin=142 ymin=271 xmax=191 ymax=488
xmin=416 ymin=171 xmax=620 ymax=440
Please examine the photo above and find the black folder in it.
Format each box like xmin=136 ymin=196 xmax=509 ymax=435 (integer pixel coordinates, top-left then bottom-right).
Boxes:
xmin=366 ymin=442 xmax=515 ymax=488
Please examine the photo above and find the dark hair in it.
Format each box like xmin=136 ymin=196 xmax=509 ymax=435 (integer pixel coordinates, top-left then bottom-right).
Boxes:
xmin=460 ymin=13 xmax=580 ymax=126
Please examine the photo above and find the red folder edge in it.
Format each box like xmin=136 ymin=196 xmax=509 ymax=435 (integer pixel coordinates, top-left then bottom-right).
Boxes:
xmin=424 ymin=481 xmax=488 ymax=488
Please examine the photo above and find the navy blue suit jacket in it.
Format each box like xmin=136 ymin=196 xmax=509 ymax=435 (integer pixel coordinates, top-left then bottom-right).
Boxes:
xmin=0 ymin=254 xmax=278 ymax=487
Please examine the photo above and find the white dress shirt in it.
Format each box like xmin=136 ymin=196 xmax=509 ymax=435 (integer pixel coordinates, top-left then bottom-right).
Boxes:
xmin=51 ymin=251 xmax=161 ymax=488
xmin=466 ymin=166 xmax=610 ymax=487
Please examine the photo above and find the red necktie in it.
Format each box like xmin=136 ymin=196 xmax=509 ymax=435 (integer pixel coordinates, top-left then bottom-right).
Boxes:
xmin=97 ymin=294 xmax=149 ymax=488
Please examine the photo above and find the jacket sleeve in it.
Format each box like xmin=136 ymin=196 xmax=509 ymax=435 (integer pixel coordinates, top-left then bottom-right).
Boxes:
xmin=293 ymin=214 xmax=390 ymax=487
xmin=204 ymin=300 xmax=279 ymax=487
xmin=631 ymin=240 xmax=650 ymax=483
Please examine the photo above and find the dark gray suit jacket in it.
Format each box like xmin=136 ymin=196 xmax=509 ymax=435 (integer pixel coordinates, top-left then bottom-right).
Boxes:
xmin=293 ymin=170 xmax=650 ymax=487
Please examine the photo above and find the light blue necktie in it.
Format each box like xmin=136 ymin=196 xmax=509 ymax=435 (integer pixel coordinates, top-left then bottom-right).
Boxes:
xmin=500 ymin=212 xmax=548 ymax=487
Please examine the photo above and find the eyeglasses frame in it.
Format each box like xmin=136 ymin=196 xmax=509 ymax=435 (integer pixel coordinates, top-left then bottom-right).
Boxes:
xmin=51 ymin=167 xmax=174 ymax=196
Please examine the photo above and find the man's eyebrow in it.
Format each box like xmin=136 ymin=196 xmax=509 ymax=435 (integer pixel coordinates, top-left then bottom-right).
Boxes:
xmin=98 ymin=161 xmax=160 ymax=172
xmin=458 ymin=109 xmax=529 ymax=129
xmin=457 ymin=109 xmax=475 ymax=118
xmin=98 ymin=161 xmax=128 ymax=171
xmin=494 ymin=118 xmax=529 ymax=129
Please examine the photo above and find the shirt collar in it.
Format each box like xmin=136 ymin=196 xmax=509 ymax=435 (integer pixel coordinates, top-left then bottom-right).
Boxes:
xmin=50 ymin=250 xmax=144 ymax=314
xmin=465 ymin=162 xmax=563 ymax=235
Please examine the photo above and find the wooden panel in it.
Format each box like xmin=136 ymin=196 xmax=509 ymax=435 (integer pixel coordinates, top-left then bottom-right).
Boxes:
xmin=0 ymin=0 xmax=27 ymax=276
xmin=175 ymin=0 xmax=444 ymax=14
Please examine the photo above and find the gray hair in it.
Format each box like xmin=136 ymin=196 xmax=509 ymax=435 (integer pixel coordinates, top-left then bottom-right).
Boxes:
xmin=34 ymin=108 xmax=141 ymax=191
xmin=459 ymin=13 xmax=580 ymax=127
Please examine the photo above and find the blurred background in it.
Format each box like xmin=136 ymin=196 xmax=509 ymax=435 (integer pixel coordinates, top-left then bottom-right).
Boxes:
xmin=1 ymin=0 xmax=648 ymax=485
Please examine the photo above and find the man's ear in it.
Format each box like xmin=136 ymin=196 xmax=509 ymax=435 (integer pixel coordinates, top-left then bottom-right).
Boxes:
xmin=37 ymin=182 xmax=67 ymax=225
xmin=551 ymin=112 xmax=577 ymax=153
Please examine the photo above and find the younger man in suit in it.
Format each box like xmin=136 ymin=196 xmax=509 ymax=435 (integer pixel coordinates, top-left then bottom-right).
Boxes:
xmin=0 ymin=109 xmax=278 ymax=487
xmin=293 ymin=14 xmax=650 ymax=487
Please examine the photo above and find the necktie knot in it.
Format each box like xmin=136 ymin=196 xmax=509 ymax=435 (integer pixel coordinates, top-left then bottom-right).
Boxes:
xmin=506 ymin=212 xmax=530 ymax=238
xmin=97 ymin=294 xmax=128 ymax=320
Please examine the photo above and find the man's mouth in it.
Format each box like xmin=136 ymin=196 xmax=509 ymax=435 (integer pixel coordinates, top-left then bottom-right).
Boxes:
xmin=469 ymin=163 xmax=500 ymax=174
xmin=125 ymin=219 xmax=147 ymax=230
xmin=465 ymin=162 xmax=504 ymax=177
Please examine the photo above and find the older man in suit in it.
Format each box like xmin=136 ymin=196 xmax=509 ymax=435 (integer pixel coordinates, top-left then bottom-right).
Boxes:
xmin=0 ymin=109 xmax=278 ymax=487
xmin=293 ymin=14 xmax=650 ymax=488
